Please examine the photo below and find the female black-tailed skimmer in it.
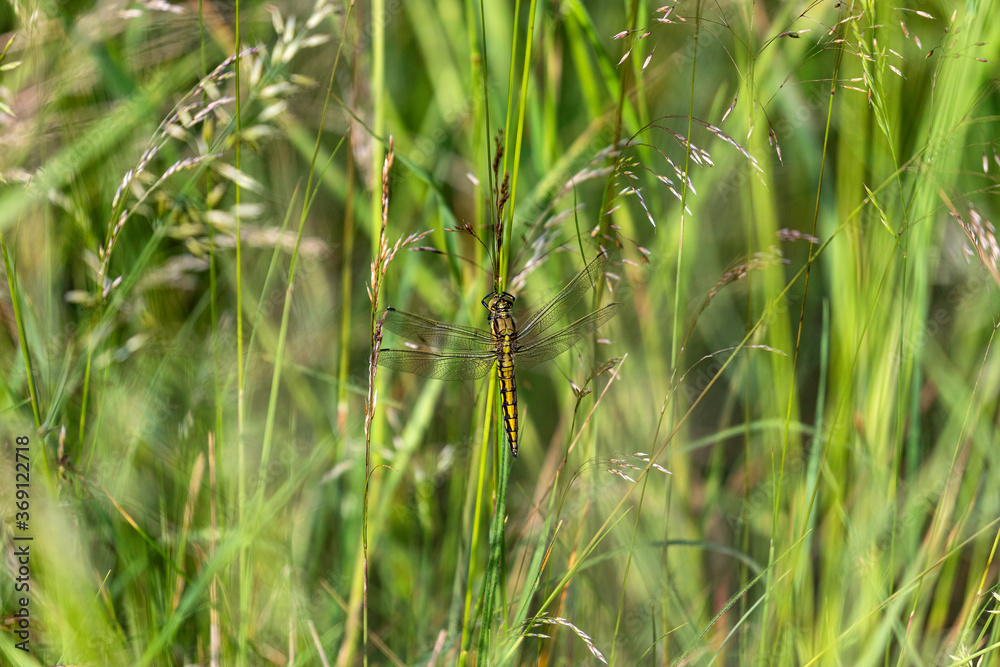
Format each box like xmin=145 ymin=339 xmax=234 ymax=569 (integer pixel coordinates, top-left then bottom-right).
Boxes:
xmin=377 ymin=250 xmax=622 ymax=457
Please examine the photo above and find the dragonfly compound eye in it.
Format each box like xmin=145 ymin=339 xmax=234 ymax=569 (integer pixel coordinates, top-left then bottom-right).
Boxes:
xmin=483 ymin=292 xmax=515 ymax=313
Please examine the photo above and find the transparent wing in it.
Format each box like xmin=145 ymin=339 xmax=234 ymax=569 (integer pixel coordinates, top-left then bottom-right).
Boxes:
xmin=377 ymin=348 xmax=497 ymax=380
xmin=381 ymin=307 xmax=494 ymax=351
xmin=514 ymin=302 xmax=622 ymax=371
xmin=517 ymin=251 xmax=612 ymax=340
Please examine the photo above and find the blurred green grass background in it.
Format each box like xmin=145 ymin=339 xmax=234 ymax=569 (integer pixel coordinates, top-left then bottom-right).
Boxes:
xmin=1 ymin=0 xmax=999 ymax=665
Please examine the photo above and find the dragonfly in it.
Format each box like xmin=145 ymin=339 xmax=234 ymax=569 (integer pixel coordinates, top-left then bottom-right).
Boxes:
xmin=377 ymin=250 xmax=622 ymax=457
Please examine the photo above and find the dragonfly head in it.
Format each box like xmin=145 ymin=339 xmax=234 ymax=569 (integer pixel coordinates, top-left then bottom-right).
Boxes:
xmin=482 ymin=291 xmax=516 ymax=316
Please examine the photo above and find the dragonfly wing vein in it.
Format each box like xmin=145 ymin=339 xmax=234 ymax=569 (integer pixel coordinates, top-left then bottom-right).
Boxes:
xmin=514 ymin=302 xmax=622 ymax=371
xmin=517 ymin=251 xmax=611 ymax=339
xmin=377 ymin=348 xmax=497 ymax=380
xmin=382 ymin=307 xmax=494 ymax=351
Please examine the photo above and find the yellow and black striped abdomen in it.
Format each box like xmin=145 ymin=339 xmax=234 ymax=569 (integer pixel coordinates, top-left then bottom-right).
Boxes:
xmin=490 ymin=305 xmax=520 ymax=458
xmin=496 ymin=337 xmax=519 ymax=457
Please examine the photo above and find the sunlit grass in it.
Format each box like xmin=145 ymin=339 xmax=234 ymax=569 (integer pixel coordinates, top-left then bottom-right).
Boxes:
xmin=1 ymin=1 xmax=999 ymax=666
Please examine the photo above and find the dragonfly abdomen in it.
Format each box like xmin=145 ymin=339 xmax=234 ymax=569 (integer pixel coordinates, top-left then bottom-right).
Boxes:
xmin=497 ymin=346 xmax=518 ymax=457
xmin=490 ymin=304 xmax=520 ymax=459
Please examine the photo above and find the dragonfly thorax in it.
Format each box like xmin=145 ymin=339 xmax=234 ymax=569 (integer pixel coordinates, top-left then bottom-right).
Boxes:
xmin=483 ymin=291 xmax=517 ymax=343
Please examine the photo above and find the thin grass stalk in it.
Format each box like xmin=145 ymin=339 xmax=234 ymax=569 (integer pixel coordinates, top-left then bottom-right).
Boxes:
xmin=466 ymin=0 xmax=491 ymax=423
xmin=500 ymin=0 xmax=537 ymax=284
xmin=477 ymin=429 xmax=512 ymax=660
xmin=884 ymin=19 xmax=920 ymax=661
xmin=609 ymin=471 xmax=651 ymax=664
xmin=459 ymin=367 xmax=497 ymax=666
xmin=229 ymin=5 xmax=248 ymax=662
xmin=739 ymin=293 xmax=754 ymax=656
xmin=362 ymin=5 xmax=385 ymax=662
xmin=198 ymin=0 xmax=206 ymax=83
xmin=671 ymin=0 xmax=699 ymax=367
xmin=539 ymin=489 xmax=583 ymax=658
xmin=729 ymin=12 xmax=765 ymax=654
xmin=1 ymin=230 xmax=41 ymax=433
xmin=337 ymin=140 xmax=357 ymax=438
xmin=476 ymin=0 xmax=494 ymax=252
xmin=203 ymin=26 xmax=226 ymax=655
xmin=254 ymin=193 xmax=303 ymax=497
xmin=969 ymin=335 xmax=1000 ymax=612
xmin=512 ymin=478 xmax=561 ymax=629
xmin=329 ymin=5 xmax=359 ymax=443
xmin=207 ymin=432 xmax=220 ymax=667
xmin=78 ymin=325 xmax=93 ymax=447
xmin=496 ymin=404 xmax=510 ymax=636
xmin=470 ymin=0 xmax=487 ymax=276
xmin=498 ymin=0 xmax=520 ymax=256
xmin=360 ymin=136 xmax=399 ymax=667
xmin=370 ymin=0 xmax=385 ymax=261
xmin=596 ymin=0 xmax=638 ymax=230
xmin=801 ymin=302 xmax=830 ymax=543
